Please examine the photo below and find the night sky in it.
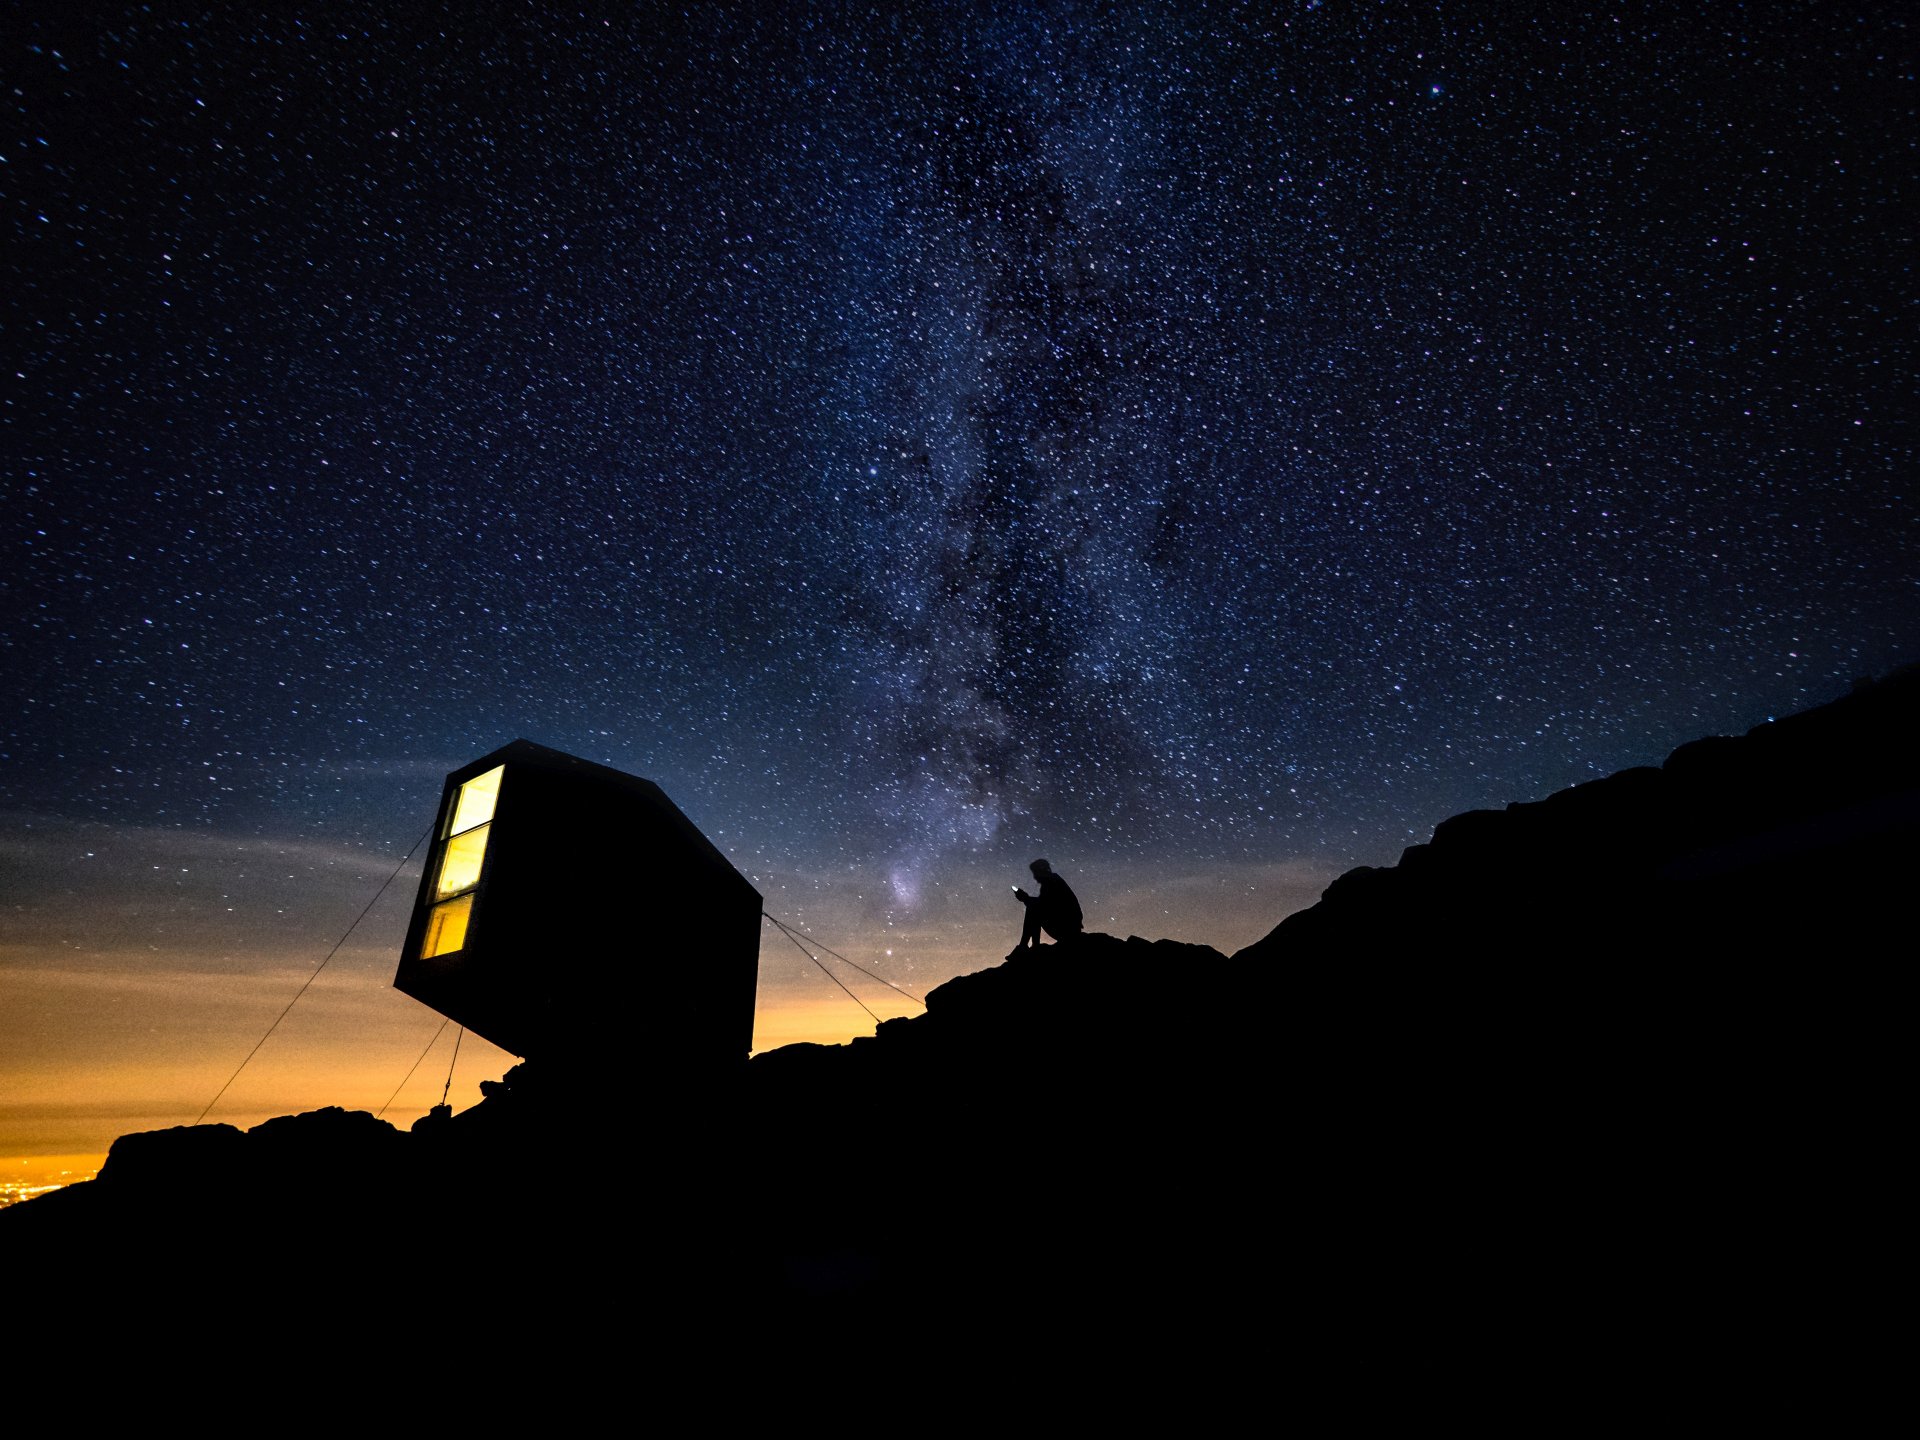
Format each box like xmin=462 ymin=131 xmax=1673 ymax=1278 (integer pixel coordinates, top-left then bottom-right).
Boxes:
xmin=3 ymin=4 xmax=1914 ymax=1178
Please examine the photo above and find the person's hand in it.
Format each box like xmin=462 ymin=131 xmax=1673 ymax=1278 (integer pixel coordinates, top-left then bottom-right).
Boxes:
xmin=1014 ymin=887 xmax=1030 ymax=901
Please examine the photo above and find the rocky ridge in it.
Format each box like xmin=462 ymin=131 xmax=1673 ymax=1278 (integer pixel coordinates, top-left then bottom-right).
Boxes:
xmin=7 ymin=667 xmax=1913 ymax=1398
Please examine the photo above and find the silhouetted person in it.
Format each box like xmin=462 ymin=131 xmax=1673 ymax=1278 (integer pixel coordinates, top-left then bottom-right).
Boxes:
xmin=1009 ymin=858 xmax=1083 ymax=959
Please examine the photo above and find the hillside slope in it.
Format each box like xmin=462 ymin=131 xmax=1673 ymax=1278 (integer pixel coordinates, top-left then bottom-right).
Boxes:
xmin=8 ymin=669 xmax=1912 ymax=1401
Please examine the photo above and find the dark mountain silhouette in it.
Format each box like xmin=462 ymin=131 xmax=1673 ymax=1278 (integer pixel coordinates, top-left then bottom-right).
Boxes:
xmin=8 ymin=667 xmax=1913 ymax=1405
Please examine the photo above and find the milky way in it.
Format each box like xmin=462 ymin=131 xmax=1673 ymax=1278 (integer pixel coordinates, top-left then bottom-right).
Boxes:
xmin=5 ymin=3 xmax=1914 ymax=925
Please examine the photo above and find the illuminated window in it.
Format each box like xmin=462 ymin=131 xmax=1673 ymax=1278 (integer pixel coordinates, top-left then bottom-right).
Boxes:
xmin=449 ymin=766 xmax=504 ymax=835
xmin=422 ymin=893 xmax=473 ymax=958
xmin=434 ymin=824 xmax=490 ymax=900
xmin=420 ymin=765 xmax=504 ymax=958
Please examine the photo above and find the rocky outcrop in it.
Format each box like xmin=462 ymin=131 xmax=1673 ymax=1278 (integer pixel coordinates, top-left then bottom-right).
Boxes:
xmin=6 ymin=668 xmax=1912 ymax=1389
xmin=92 ymin=1107 xmax=408 ymax=1197
xmin=1236 ymin=664 xmax=1919 ymax=967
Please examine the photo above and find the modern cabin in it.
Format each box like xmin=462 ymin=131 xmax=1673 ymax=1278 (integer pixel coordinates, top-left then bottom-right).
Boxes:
xmin=393 ymin=740 xmax=761 ymax=1073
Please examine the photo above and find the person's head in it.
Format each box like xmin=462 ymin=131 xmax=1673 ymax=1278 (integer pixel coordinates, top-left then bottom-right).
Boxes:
xmin=1029 ymin=858 xmax=1052 ymax=880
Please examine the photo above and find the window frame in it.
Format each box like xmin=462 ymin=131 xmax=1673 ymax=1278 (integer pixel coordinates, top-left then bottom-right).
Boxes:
xmin=419 ymin=764 xmax=505 ymax=958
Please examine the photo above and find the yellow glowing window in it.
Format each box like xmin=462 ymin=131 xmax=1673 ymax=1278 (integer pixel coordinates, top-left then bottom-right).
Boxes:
xmin=420 ymin=765 xmax=503 ymax=959
xmin=434 ymin=823 xmax=490 ymax=900
xmin=449 ymin=765 xmax=504 ymax=836
xmin=422 ymin=894 xmax=473 ymax=957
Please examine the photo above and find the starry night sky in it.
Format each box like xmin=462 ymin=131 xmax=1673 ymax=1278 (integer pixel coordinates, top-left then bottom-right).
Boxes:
xmin=3 ymin=4 xmax=1914 ymax=1165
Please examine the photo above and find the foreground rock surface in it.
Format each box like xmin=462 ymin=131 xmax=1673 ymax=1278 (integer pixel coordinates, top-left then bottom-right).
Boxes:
xmin=8 ymin=667 xmax=1914 ymax=1402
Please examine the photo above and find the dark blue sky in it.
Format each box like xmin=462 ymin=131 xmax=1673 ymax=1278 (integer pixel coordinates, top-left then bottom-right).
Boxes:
xmin=6 ymin=2 xmax=1914 ymax=922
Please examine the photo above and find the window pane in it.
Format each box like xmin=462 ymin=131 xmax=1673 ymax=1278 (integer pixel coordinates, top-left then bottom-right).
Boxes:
xmin=449 ymin=765 xmax=504 ymax=835
xmin=421 ymin=894 xmax=474 ymax=958
xmin=434 ymin=823 xmax=490 ymax=900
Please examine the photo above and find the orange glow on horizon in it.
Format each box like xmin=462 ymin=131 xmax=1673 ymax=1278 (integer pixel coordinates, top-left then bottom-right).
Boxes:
xmin=0 ymin=838 xmax=1332 ymax=1202
xmin=1 ymin=1153 xmax=103 ymax=1208
xmin=749 ymin=991 xmax=926 ymax=1055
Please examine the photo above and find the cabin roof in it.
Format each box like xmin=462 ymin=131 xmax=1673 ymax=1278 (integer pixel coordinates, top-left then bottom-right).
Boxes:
xmin=461 ymin=737 xmax=758 ymax=899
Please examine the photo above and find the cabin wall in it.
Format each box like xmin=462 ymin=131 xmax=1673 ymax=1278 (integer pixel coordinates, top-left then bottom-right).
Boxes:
xmin=394 ymin=746 xmax=761 ymax=1074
